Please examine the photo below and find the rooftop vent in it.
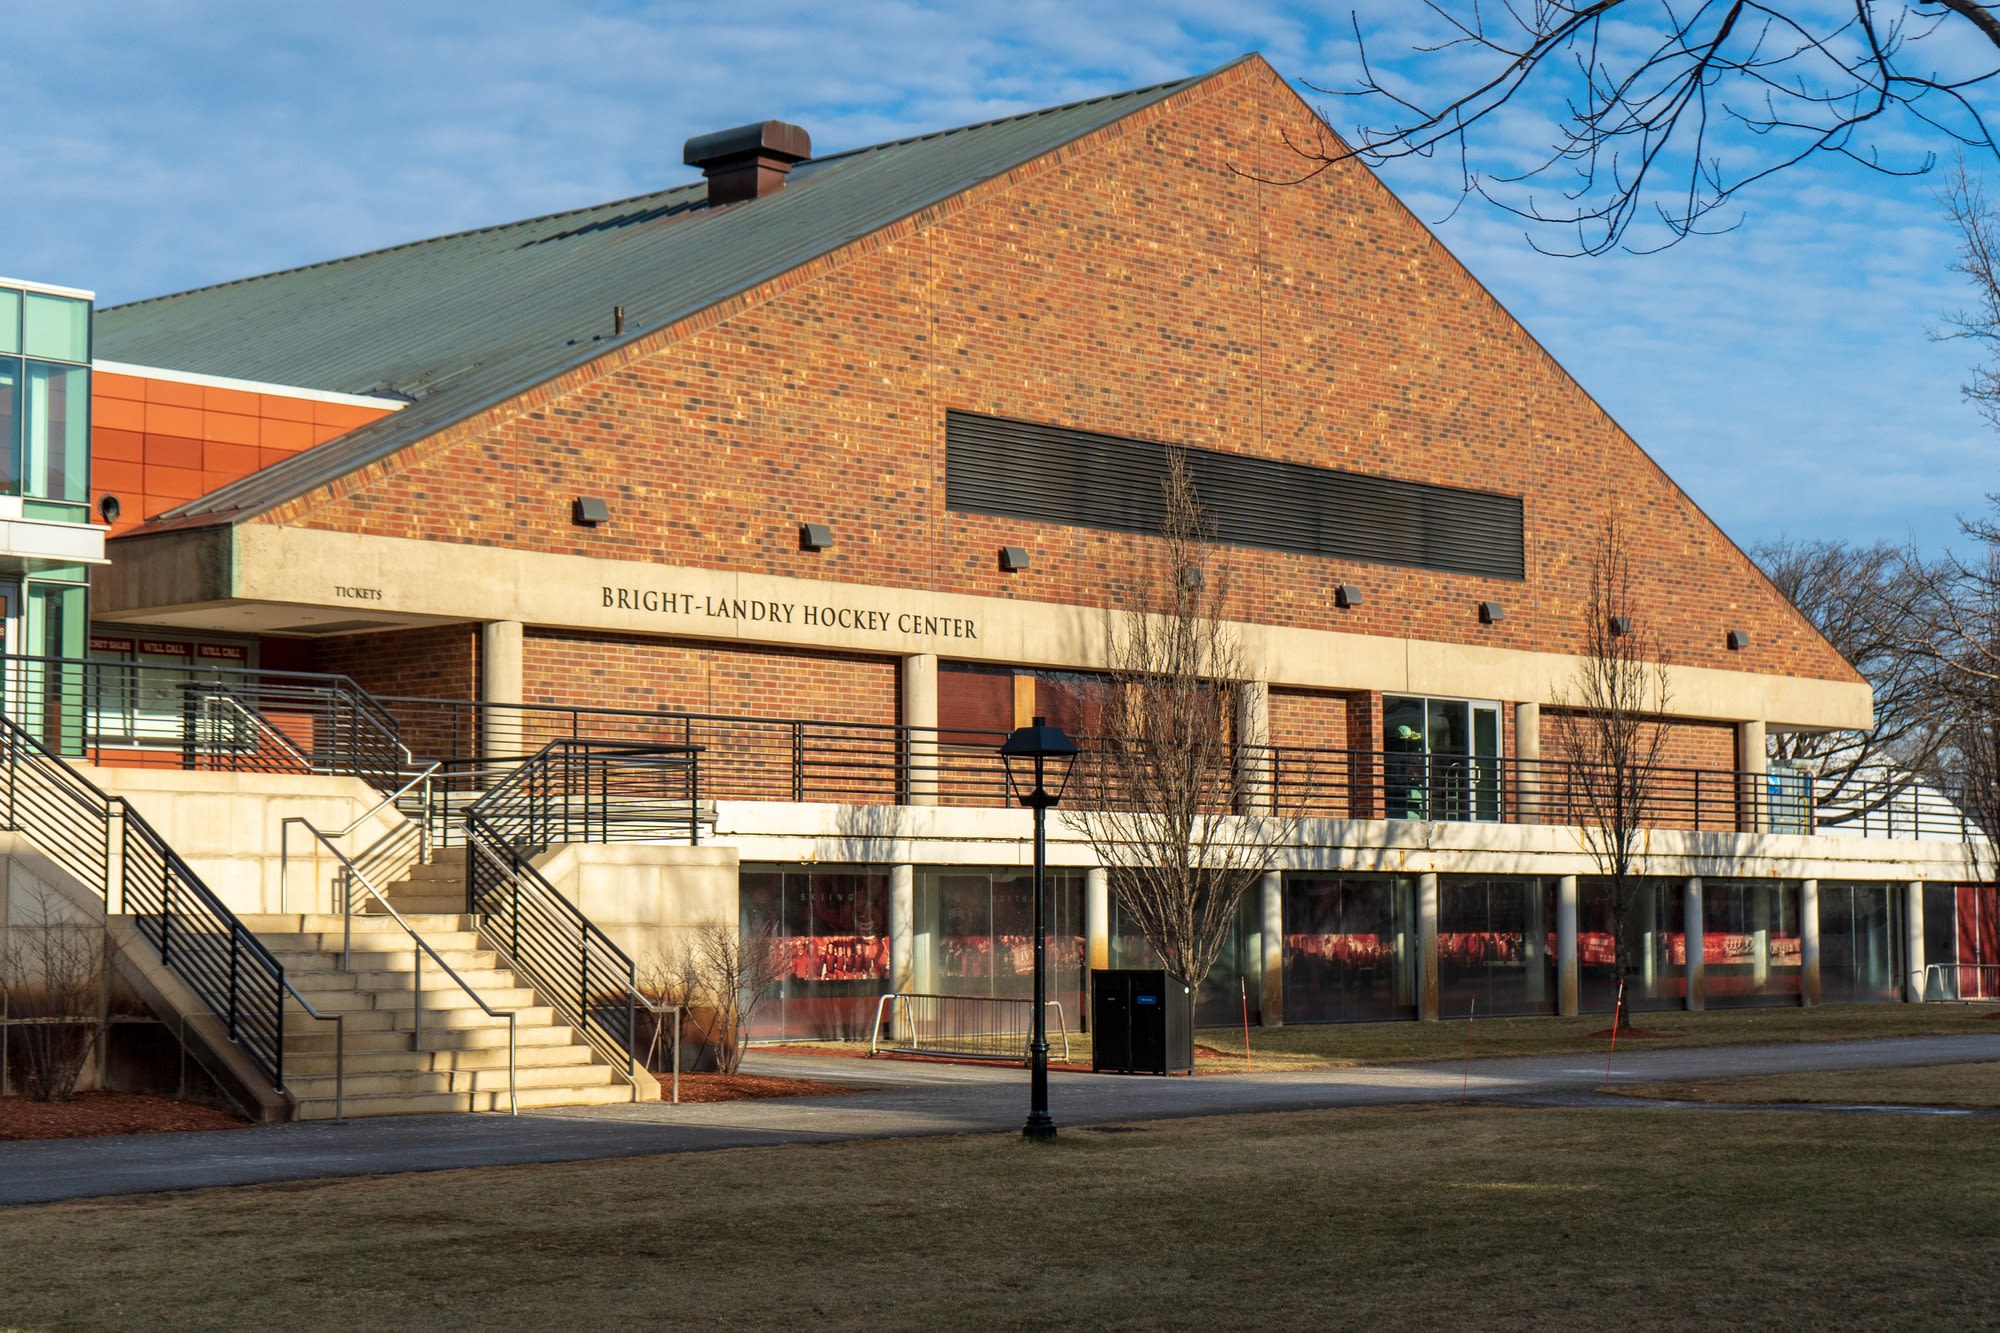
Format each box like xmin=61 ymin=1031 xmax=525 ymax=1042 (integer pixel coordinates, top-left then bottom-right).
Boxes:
xmin=683 ymin=120 xmax=812 ymax=206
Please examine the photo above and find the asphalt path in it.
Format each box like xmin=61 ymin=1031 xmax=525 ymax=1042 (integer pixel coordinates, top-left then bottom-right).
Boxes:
xmin=4 ymin=1033 xmax=1997 ymax=1207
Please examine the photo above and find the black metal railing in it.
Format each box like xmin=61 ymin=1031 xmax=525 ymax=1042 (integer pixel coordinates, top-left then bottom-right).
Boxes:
xmin=466 ymin=740 xmax=704 ymax=850
xmin=0 ymin=653 xmax=410 ymax=792
xmin=0 ymin=710 xmax=287 ymax=1089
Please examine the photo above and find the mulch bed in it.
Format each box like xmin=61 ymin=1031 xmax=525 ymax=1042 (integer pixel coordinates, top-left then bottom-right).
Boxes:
xmin=0 ymin=1092 xmax=247 ymax=1141
xmin=658 ymin=1072 xmax=860 ymax=1103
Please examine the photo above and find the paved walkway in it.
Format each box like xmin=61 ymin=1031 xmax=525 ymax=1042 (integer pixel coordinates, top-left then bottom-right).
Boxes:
xmin=4 ymin=1033 xmax=1997 ymax=1207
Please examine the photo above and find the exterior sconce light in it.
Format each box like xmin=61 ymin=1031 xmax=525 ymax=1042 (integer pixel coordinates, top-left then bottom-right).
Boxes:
xmin=1000 ymin=546 xmax=1030 ymax=572
xmin=1727 ymin=629 xmax=1750 ymax=650
xmin=1478 ymin=601 xmax=1505 ymax=624
xmin=572 ymin=496 xmax=610 ymax=527
xmin=1178 ymin=565 xmax=1205 ymax=589
xmin=1335 ymin=583 xmax=1361 ymax=609
xmin=1609 ymin=615 xmax=1633 ymax=636
xmin=800 ymin=522 xmax=833 ymax=552
xmin=97 ymin=494 xmax=122 ymax=525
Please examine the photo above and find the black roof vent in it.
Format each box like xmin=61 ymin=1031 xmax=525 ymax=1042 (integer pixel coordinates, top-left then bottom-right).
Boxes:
xmin=683 ymin=121 xmax=812 ymax=206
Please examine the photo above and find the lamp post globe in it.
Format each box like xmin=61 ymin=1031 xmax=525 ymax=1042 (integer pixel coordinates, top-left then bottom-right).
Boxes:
xmin=999 ymin=715 xmax=1078 ymax=1142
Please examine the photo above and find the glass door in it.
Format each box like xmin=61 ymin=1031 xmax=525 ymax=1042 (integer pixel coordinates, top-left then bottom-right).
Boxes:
xmin=1384 ymin=696 xmax=1504 ymax=822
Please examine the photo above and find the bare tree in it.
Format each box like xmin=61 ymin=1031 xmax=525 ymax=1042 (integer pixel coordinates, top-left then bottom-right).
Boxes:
xmin=1 ymin=884 xmax=108 ymax=1102
xmin=1753 ymin=536 xmax=1944 ymax=822
xmin=1065 ymin=450 xmax=1303 ymax=1004
xmin=1551 ymin=514 xmax=1673 ymax=1023
xmin=1941 ymin=158 xmax=2000 ymax=426
xmin=1289 ymin=3 xmax=2000 ymax=254
xmin=643 ymin=919 xmax=782 ymax=1075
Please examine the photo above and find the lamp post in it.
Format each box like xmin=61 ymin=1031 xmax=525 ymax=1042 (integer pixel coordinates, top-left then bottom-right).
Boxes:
xmin=1000 ymin=714 xmax=1078 ymax=1142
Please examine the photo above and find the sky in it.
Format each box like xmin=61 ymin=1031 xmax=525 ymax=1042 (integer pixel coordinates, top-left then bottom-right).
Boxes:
xmin=3 ymin=1 xmax=1995 ymax=555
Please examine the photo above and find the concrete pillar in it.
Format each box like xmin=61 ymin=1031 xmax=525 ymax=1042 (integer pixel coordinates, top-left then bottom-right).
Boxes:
xmin=1556 ymin=874 xmax=1579 ymax=1017
xmin=1235 ymin=680 xmax=1273 ymax=814
xmin=1751 ymin=882 xmax=1772 ymax=989
xmin=1514 ymin=702 xmax=1541 ymax=824
xmin=1524 ymin=878 xmax=1549 ymax=1007
xmin=1737 ymin=719 xmax=1768 ymax=833
xmin=1906 ymin=880 xmax=1927 ymax=1003
xmin=1259 ymin=871 xmax=1284 ymax=1027
xmin=889 ymin=864 xmax=915 ymax=995
xmin=1418 ymin=872 xmax=1440 ymax=1022
xmin=902 ymin=653 xmax=938 ymax=806
xmin=1799 ymin=878 xmax=1821 ymax=1006
xmin=479 ymin=620 xmax=524 ymax=760
xmin=1086 ymin=867 xmax=1111 ymax=973
xmin=1684 ymin=877 xmax=1705 ymax=1011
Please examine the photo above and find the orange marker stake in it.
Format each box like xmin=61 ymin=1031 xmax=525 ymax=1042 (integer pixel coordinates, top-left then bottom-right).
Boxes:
xmin=1239 ymin=976 xmax=1254 ymax=1072
xmin=1460 ymin=995 xmax=1475 ymax=1104
xmin=1601 ymin=978 xmax=1626 ymax=1091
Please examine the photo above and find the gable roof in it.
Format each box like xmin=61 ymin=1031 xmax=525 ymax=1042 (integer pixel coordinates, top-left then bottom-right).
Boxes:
xmin=100 ymin=64 xmax=1232 ymax=529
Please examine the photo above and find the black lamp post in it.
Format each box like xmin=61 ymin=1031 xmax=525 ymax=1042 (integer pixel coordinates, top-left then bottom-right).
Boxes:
xmin=999 ymin=714 xmax=1078 ymax=1142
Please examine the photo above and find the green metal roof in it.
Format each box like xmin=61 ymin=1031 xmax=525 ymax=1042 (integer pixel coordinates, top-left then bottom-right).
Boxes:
xmin=101 ymin=63 xmax=1234 ymax=527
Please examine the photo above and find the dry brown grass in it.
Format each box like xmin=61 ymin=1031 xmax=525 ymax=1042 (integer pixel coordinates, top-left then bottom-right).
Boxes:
xmin=1623 ymin=1060 xmax=2000 ymax=1109
xmin=3 ymin=1102 xmax=1997 ymax=1330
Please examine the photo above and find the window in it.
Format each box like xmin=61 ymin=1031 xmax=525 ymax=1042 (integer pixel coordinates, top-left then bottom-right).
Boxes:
xmin=0 ymin=282 xmax=91 ymax=519
xmin=1383 ymin=695 xmax=1503 ymax=821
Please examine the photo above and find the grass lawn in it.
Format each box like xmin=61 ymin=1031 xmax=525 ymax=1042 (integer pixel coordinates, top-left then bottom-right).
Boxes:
xmin=1622 ymin=1061 xmax=2000 ymax=1109
xmin=4 ymin=1104 xmax=1998 ymax=1330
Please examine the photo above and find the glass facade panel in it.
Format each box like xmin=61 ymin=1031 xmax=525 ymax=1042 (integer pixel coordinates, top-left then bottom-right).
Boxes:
xmin=1818 ymin=882 xmax=1903 ymax=1004
xmin=21 ymin=580 xmax=87 ymax=753
xmin=1108 ymin=889 xmax=1261 ymax=1026
xmin=1437 ymin=876 xmax=1555 ymax=1017
xmin=1701 ymin=879 xmax=1801 ymax=1008
xmin=1282 ymin=873 xmax=1417 ymax=1022
xmin=1924 ymin=883 xmax=1959 ymax=999
xmin=1383 ymin=695 xmax=1502 ymax=822
xmin=23 ymin=360 xmax=87 ymax=504
xmin=22 ymin=292 xmax=89 ymax=363
xmin=739 ymin=865 xmax=891 ymax=1041
xmin=0 ymin=361 xmax=17 ymax=495
xmin=1578 ymin=878 xmax=1685 ymax=1012
xmin=913 ymin=867 xmax=1087 ymax=1025
xmin=0 ymin=289 xmax=16 ymax=354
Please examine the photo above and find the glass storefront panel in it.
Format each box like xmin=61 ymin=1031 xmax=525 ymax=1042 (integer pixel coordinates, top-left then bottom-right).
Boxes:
xmin=914 ymin=867 xmax=1087 ymax=1026
xmin=1701 ymin=879 xmax=1801 ymax=1008
xmin=1578 ymin=877 xmax=1685 ymax=1012
xmin=1818 ymin=882 xmax=1903 ymax=1004
xmin=0 ymin=360 xmax=18 ymax=495
xmin=1282 ymin=873 xmax=1417 ymax=1023
xmin=0 ymin=289 xmax=18 ymax=355
xmin=1437 ymin=876 xmax=1555 ymax=1018
xmin=1108 ymin=888 xmax=1261 ymax=1026
xmin=22 ymin=360 xmax=87 ymax=504
xmin=22 ymin=292 xmax=89 ymax=363
xmin=740 ymin=866 xmax=891 ymax=1041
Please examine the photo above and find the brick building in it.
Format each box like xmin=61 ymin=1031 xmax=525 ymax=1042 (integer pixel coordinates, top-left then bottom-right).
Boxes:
xmin=34 ymin=55 xmax=1993 ymax=1046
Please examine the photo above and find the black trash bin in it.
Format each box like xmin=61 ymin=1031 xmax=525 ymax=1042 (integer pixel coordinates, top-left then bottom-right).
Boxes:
xmin=1091 ymin=969 xmax=1193 ymax=1074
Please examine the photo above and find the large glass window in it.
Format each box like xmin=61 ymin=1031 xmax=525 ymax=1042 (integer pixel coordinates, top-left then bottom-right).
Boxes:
xmin=1578 ymin=877 xmax=1686 ymax=1012
xmin=914 ymin=867 xmax=1087 ymax=1026
xmin=1437 ymin=876 xmax=1555 ymax=1017
xmin=23 ymin=361 xmax=86 ymax=505
xmin=1700 ymin=879 xmax=1801 ymax=1008
xmin=739 ymin=866 xmax=891 ymax=1041
xmin=18 ymin=575 xmax=87 ymax=753
xmin=0 ymin=283 xmax=90 ymax=514
xmin=1109 ymin=888 xmax=1261 ymax=1026
xmin=1384 ymin=695 xmax=1503 ymax=821
xmin=1818 ymin=882 xmax=1903 ymax=1004
xmin=1282 ymin=873 xmax=1417 ymax=1023
xmin=22 ymin=292 xmax=89 ymax=362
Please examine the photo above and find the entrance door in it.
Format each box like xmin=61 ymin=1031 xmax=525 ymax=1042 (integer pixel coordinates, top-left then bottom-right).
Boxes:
xmin=1385 ymin=696 xmax=1504 ymax=822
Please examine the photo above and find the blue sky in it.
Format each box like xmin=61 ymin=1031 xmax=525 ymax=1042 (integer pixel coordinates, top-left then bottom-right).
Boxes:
xmin=3 ymin=2 xmax=1993 ymax=554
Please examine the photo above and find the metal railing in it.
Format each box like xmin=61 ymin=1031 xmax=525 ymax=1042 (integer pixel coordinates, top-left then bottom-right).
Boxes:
xmin=464 ymin=740 xmax=705 ymax=850
xmin=1923 ymin=962 xmax=2000 ymax=1003
xmin=0 ymin=710 xmax=292 ymax=1092
xmin=0 ymin=652 xmax=411 ymax=792
xmin=868 ymin=992 xmax=1073 ymax=1063
xmin=278 ymin=763 xmax=439 ymax=913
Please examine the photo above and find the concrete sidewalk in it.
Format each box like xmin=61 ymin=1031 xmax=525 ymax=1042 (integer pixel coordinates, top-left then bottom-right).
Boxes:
xmin=4 ymin=1033 xmax=1996 ymax=1208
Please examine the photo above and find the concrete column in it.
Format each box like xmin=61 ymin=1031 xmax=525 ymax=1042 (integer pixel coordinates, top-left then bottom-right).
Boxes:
xmin=479 ymin=620 xmax=524 ymax=760
xmin=1418 ymin=872 xmax=1440 ymax=1022
xmin=1751 ymin=882 xmax=1772 ymax=989
xmin=1086 ymin=867 xmax=1110 ymax=973
xmin=1684 ymin=877 xmax=1705 ymax=1011
xmin=1514 ymin=702 xmax=1541 ymax=824
xmin=1556 ymin=874 xmax=1579 ymax=1017
xmin=1235 ymin=680 xmax=1273 ymax=814
xmin=1524 ymin=879 xmax=1549 ymax=1007
xmin=1259 ymin=871 xmax=1284 ymax=1027
xmin=1737 ymin=719 xmax=1768 ymax=833
xmin=889 ymin=864 xmax=915 ymax=995
xmin=1906 ymin=880 xmax=1927 ymax=1003
xmin=902 ymin=653 xmax=938 ymax=807
xmin=1799 ymin=878 xmax=1821 ymax=1007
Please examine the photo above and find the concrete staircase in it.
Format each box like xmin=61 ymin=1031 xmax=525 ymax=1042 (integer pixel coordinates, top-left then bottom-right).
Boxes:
xmin=367 ymin=844 xmax=470 ymax=916
xmin=239 ymin=910 xmax=643 ymax=1119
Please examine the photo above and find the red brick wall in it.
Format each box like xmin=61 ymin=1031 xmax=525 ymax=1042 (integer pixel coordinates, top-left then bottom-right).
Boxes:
xmin=311 ymin=626 xmax=481 ymax=761
xmin=262 ymin=58 xmax=1856 ymax=693
xmin=1269 ymin=688 xmax=1351 ymax=752
xmin=522 ymin=630 xmax=898 ymax=724
xmin=1544 ymin=709 xmax=1740 ymax=831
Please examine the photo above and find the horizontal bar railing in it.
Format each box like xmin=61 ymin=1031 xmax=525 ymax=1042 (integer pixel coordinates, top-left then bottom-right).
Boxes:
xmin=868 ymin=992 xmax=1072 ymax=1063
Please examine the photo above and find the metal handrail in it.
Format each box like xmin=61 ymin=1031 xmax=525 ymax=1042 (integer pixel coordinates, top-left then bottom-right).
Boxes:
xmin=1922 ymin=962 xmax=2000 ymax=1003
xmin=277 ymin=762 xmax=439 ymax=911
xmin=633 ymin=991 xmax=683 ymax=1105
xmin=189 ymin=690 xmax=317 ymax=773
xmin=278 ymin=978 xmax=346 ymax=1123
xmin=292 ymin=819 xmax=518 ymax=1115
xmin=868 ymin=992 xmax=1072 ymax=1063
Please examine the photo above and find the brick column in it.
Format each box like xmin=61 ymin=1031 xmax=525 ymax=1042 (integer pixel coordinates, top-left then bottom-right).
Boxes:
xmin=902 ymin=653 xmax=938 ymax=806
xmin=480 ymin=620 xmax=523 ymax=760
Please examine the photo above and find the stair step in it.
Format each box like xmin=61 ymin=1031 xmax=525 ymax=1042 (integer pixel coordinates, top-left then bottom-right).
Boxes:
xmin=286 ymin=1044 xmax=600 ymax=1077
xmin=285 ymin=1024 xmax=584 ymax=1055
xmin=272 ymin=948 xmax=504 ymax=974
xmin=287 ymin=1062 xmax=623 ymax=1098
xmin=292 ymin=1081 xmax=639 ymax=1120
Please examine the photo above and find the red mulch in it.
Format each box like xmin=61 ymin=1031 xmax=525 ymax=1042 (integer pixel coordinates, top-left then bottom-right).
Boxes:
xmin=0 ymin=1092 xmax=247 ymax=1142
xmin=1586 ymin=1027 xmax=1681 ymax=1039
xmin=658 ymin=1072 xmax=860 ymax=1103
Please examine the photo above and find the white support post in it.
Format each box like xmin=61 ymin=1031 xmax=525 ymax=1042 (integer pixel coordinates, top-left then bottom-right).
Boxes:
xmin=1418 ymin=872 xmax=1439 ymax=1022
xmin=1514 ymin=702 xmax=1541 ymax=824
xmin=1086 ymin=867 xmax=1110 ymax=974
xmin=1556 ymin=874 xmax=1578 ymax=1017
xmin=1799 ymin=879 xmax=1821 ymax=1007
xmin=480 ymin=620 xmax=524 ymax=761
xmin=1906 ymin=880 xmax=1927 ymax=1003
xmin=1684 ymin=877 xmax=1705 ymax=1011
xmin=902 ymin=653 xmax=938 ymax=807
xmin=1737 ymin=720 xmax=1768 ymax=833
xmin=1236 ymin=680 xmax=1272 ymax=814
xmin=1259 ymin=870 xmax=1284 ymax=1027
xmin=889 ymin=864 xmax=915 ymax=995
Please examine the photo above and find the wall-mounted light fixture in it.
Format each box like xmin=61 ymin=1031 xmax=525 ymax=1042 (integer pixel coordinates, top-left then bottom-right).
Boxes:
xmin=1000 ymin=546 xmax=1030 ymax=572
xmin=571 ymin=496 xmax=609 ymax=527
xmin=1479 ymin=601 xmax=1505 ymax=624
xmin=1609 ymin=615 xmax=1633 ymax=636
xmin=1335 ymin=583 xmax=1361 ymax=609
xmin=97 ymin=494 xmax=121 ymax=525
xmin=1178 ymin=565 xmax=1205 ymax=589
xmin=800 ymin=522 xmax=833 ymax=552
xmin=1727 ymin=629 xmax=1750 ymax=651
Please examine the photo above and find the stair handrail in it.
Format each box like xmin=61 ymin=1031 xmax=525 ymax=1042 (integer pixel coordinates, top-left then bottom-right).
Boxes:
xmin=288 ymin=819 xmax=518 ymax=1115
xmin=277 ymin=979 xmax=345 ymax=1123
xmin=186 ymin=689 xmax=317 ymax=775
xmin=277 ymin=762 xmax=440 ymax=912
